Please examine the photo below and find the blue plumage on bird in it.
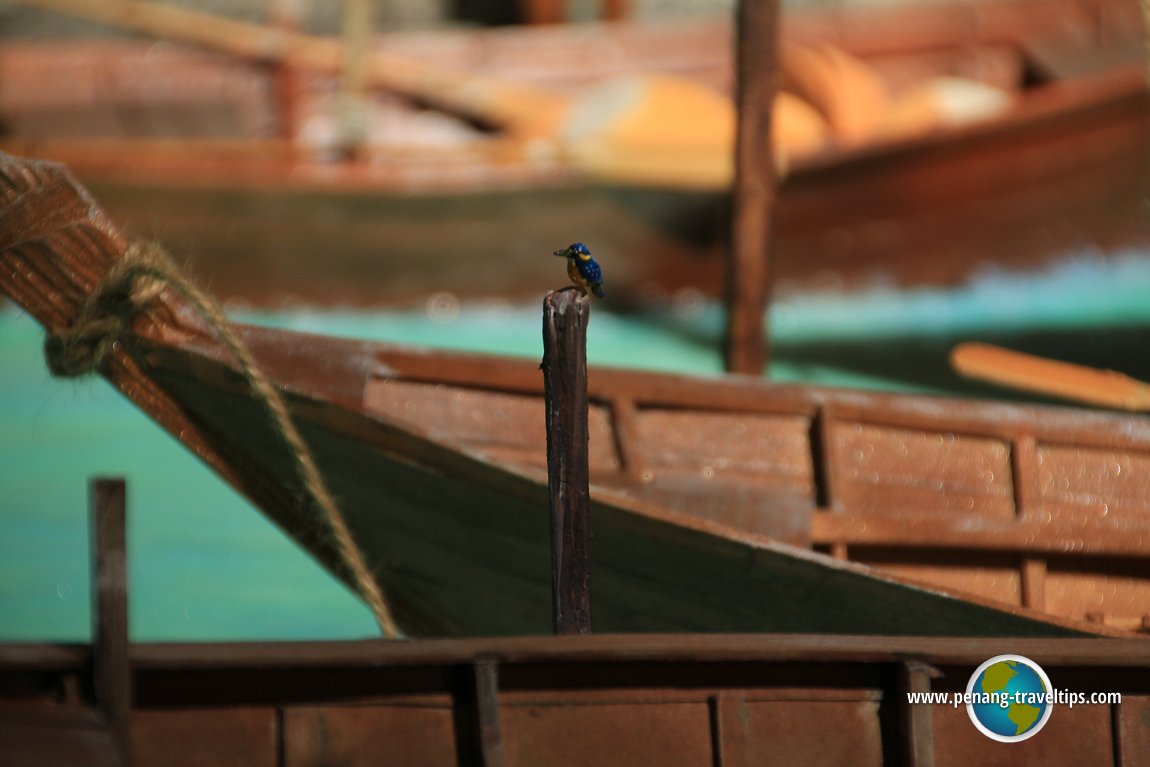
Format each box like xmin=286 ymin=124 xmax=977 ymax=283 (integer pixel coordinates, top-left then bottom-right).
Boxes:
xmin=553 ymin=242 xmax=605 ymax=298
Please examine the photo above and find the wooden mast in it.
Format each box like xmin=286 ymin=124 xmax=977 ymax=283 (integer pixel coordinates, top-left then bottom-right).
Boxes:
xmin=723 ymin=0 xmax=781 ymax=375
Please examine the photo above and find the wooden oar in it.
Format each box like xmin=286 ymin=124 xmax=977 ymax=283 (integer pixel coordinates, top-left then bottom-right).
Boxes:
xmin=950 ymin=342 xmax=1150 ymax=411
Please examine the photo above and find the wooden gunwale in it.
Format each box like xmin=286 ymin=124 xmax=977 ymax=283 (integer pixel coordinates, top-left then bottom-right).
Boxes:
xmin=366 ymin=341 xmax=1150 ymax=450
xmin=5 ymin=632 xmax=1149 ymax=766
xmin=4 ymin=633 xmax=1150 ymax=671
xmin=356 ymin=336 xmax=1150 ymax=629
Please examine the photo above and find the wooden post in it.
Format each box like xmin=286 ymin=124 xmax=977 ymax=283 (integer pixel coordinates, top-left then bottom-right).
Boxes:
xmin=90 ymin=477 xmax=131 ymax=765
xmin=338 ymin=0 xmax=372 ymax=161
xmin=723 ymin=0 xmax=781 ymax=375
xmin=898 ymin=661 xmax=938 ymax=767
xmin=541 ymin=288 xmax=592 ymax=634
xmin=268 ymin=0 xmax=305 ymax=147
xmin=452 ymin=657 xmax=507 ymax=767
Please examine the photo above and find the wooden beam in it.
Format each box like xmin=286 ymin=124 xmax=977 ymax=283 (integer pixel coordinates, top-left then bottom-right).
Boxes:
xmin=709 ymin=692 xmax=749 ymax=767
xmin=542 ymin=289 xmax=592 ymax=635
xmin=1020 ymin=557 xmax=1047 ymax=611
xmin=453 ymin=658 xmax=507 ymax=767
xmin=898 ymin=661 xmax=938 ymax=767
xmin=723 ymin=0 xmax=781 ymax=375
xmin=90 ymin=477 xmax=131 ymax=765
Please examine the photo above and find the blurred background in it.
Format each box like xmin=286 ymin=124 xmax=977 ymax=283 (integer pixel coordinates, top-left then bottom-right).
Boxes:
xmin=2 ymin=0 xmax=1148 ymax=641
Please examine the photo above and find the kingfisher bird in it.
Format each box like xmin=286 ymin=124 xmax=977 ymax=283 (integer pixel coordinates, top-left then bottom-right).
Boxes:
xmin=553 ymin=242 xmax=605 ymax=298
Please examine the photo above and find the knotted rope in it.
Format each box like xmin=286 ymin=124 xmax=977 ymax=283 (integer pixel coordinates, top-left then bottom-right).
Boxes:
xmin=44 ymin=241 xmax=401 ymax=638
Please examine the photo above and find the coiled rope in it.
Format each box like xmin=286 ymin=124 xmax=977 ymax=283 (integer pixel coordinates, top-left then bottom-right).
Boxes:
xmin=44 ymin=241 xmax=400 ymax=638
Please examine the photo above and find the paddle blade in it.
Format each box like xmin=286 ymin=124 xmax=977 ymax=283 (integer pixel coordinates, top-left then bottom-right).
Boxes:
xmin=950 ymin=342 xmax=1150 ymax=411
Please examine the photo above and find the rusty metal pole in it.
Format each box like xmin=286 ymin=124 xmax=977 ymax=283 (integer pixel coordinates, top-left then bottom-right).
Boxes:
xmin=723 ymin=0 xmax=781 ymax=375
xmin=541 ymin=288 xmax=592 ymax=634
xmin=90 ymin=477 xmax=131 ymax=765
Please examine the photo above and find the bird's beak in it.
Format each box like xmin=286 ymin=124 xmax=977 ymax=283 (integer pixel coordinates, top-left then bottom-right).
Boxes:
xmin=553 ymin=249 xmax=568 ymax=257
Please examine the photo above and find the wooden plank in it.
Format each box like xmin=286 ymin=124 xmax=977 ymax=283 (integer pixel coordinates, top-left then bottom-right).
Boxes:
xmin=133 ymin=708 xmax=277 ymax=767
xmin=1045 ymin=565 xmax=1150 ymax=627
xmin=501 ymin=698 xmax=711 ymax=766
xmin=13 ymin=635 xmax=1150 ymax=767
xmin=1036 ymin=445 xmax=1150 ymax=518
xmin=710 ymin=692 xmax=749 ymax=767
xmin=811 ymin=512 xmax=1150 ymax=557
xmin=367 ymin=342 xmax=1150 ymax=457
xmin=0 ymin=707 xmax=120 ymax=767
xmin=363 ymin=380 xmax=620 ymax=474
xmin=90 ymin=477 xmax=131 ymax=765
xmin=283 ymin=702 xmax=455 ymax=767
xmin=829 ymin=422 xmax=1015 ymax=517
xmin=113 ymin=634 xmax=1150 ymax=673
xmin=1115 ymin=696 xmax=1150 ymax=767
xmin=737 ymin=693 xmax=883 ymax=765
xmin=724 ymin=0 xmax=780 ymax=374
xmin=932 ymin=693 xmax=1115 ymax=766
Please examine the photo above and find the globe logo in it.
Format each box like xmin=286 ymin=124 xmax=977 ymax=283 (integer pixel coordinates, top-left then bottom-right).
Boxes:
xmin=966 ymin=654 xmax=1053 ymax=742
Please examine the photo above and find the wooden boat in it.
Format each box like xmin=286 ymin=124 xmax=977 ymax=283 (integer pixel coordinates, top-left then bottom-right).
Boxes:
xmin=2 ymin=0 xmax=1148 ymax=306
xmin=9 ymin=499 xmax=1147 ymax=767
xmin=3 ymin=152 xmax=1150 ymax=638
xmin=5 ymin=633 xmax=1150 ymax=766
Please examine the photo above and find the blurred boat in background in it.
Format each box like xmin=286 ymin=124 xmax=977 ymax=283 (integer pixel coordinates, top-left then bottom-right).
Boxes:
xmin=1 ymin=0 xmax=1147 ymax=307
xmin=5 ymin=151 xmax=1150 ymax=637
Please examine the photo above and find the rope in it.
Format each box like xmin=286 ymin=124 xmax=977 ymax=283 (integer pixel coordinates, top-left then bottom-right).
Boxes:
xmin=45 ymin=241 xmax=401 ymax=639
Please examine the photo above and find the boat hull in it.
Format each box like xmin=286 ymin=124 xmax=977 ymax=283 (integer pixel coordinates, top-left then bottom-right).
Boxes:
xmin=68 ymin=72 xmax=1150 ymax=306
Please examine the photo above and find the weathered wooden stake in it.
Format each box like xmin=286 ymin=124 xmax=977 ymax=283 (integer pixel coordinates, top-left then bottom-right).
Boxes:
xmin=723 ymin=0 xmax=781 ymax=375
xmin=90 ymin=477 xmax=131 ymax=765
xmin=541 ymin=288 xmax=592 ymax=634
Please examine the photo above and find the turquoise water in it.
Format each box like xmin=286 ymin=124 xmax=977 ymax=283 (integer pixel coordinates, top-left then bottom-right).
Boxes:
xmin=5 ymin=250 xmax=1150 ymax=642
